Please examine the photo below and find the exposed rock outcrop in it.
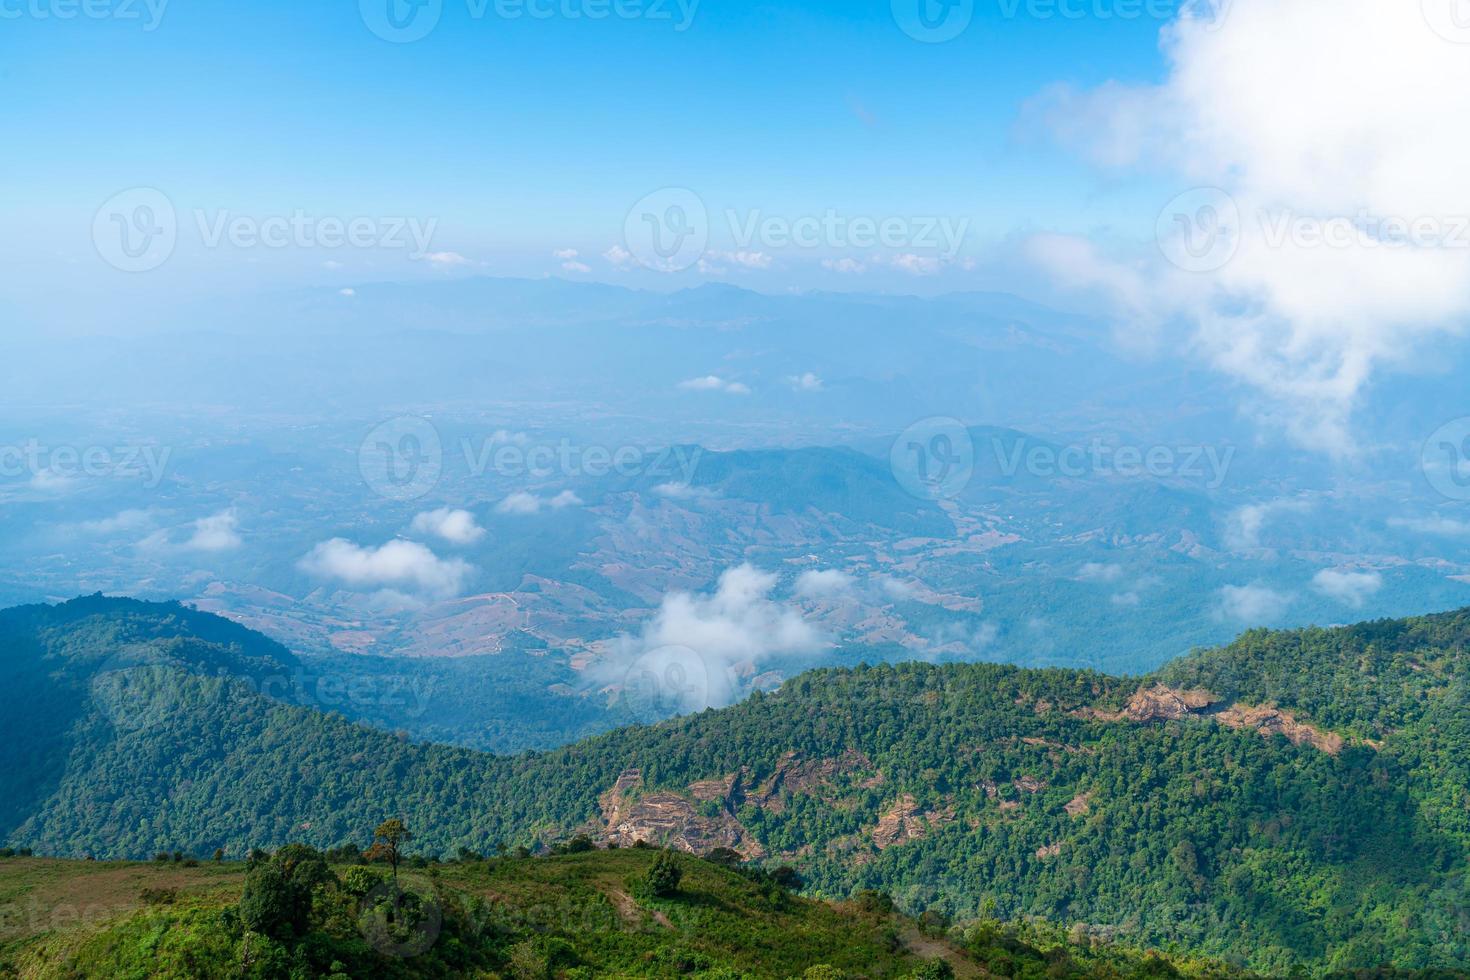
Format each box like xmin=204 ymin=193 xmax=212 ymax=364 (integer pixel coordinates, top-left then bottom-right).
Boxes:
xmin=1214 ymin=704 xmax=1345 ymax=755
xmin=597 ymin=769 xmax=765 ymax=858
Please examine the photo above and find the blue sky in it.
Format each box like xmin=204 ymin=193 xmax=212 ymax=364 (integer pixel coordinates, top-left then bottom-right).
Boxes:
xmin=2 ymin=0 xmax=1187 ymax=315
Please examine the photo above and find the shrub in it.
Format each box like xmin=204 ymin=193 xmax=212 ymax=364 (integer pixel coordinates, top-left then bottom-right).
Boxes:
xmin=644 ymin=851 xmax=683 ymax=898
xmin=239 ymin=844 xmax=336 ymax=941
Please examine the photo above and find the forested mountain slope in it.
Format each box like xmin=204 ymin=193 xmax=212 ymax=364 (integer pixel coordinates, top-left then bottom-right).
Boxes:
xmin=1 ymin=596 xmax=1467 ymax=972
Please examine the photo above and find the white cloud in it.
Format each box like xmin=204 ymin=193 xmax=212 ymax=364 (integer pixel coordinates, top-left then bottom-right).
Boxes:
xmin=495 ymin=492 xmax=542 ymax=516
xmin=1029 ymin=0 xmax=1470 ymax=451
xmin=184 ymin=510 xmax=242 ymax=552
xmin=879 ymin=577 xmax=918 ymax=601
xmin=795 ymin=568 xmax=854 ymax=598
xmin=76 ymin=509 xmax=154 ymax=535
xmin=423 ymin=251 xmax=473 ymax=267
xmin=1388 ymin=515 xmax=1470 ymax=537
xmin=552 ymin=248 xmax=579 ymax=260
xmin=650 ymin=482 xmax=700 ymax=500
xmin=603 ymin=245 xmax=634 ymax=268
xmin=494 ymin=490 xmax=583 ymax=515
xmin=1225 ymin=498 xmax=1313 ymax=551
xmin=599 ymin=564 xmax=827 ymax=711
xmin=28 ymin=469 xmax=77 ymax=493
xmin=786 ymin=372 xmax=824 ymax=392
xmin=888 ymin=253 xmax=943 ymax=276
xmin=1077 ymin=562 xmax=1125 ymax=583
xmin=410 ymin=507 xmax=486 ymax=545
xmin=298 ymin=538 xmax=471 ymax=600
xmin=678 ymin=375 xmax=750 ymax=395
xmin=562 ymin=261 xmax=592 ymax=273
xmin=821 ymin=257 xmax=865 ymax=275
xmin=1216 ymin=583 xmax=1291 ymax=623
xmin=1311 ymin=568 xmax=1383 ymax=607
xmin=489 ymin=429 xmax=530 ymax=447
xmin=338 ymin=287 xmax=356 ymax=297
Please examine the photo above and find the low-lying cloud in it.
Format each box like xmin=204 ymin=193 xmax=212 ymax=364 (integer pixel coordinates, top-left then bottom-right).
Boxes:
xmin=298 ymin=538 xmax=472 ymax=601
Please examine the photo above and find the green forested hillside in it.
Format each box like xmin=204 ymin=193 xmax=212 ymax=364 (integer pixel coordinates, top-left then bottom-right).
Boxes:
xmin=2 ymin=596 xmax=1468 ymax=973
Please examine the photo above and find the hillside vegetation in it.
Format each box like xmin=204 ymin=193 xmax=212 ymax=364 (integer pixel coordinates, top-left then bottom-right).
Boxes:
xmin=1 ymin=597 xmax=1468 ymax=972
xmin=0 ymin=848 xmax=1240 ymax=979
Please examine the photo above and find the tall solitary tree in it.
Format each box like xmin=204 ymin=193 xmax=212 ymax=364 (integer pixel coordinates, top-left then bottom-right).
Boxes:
xmin=366 ymin=818 xmax=412 ymax=885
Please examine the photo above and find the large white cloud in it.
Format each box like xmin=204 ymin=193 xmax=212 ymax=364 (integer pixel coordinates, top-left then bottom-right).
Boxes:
xmin=298 ymin=539 xmax=471 ymax=600
xmin=1311 ymin=568 xmax=1383 ymax=607
xmin=1215 ymin=582 xmax=1291 ymax=623
xmin=1029 ymin=0 xmax=1470 ymax=451
xmin=599 ymin=564 xmax=827 ymax=712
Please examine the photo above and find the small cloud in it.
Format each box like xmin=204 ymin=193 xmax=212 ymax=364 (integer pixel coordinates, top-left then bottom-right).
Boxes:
xmin=1388 ymin=515 xmax=1470 ymax=537
xmin=678 ymin=375 xmax=750 ymax=395
xmin=795 ymin=568 xmax=854 ymax=599
xmin=888 ymin=253 xmax=943 ymax=276
xmin=323 ymin=260 xmax=344 ymax=270
xmin=821 ymin=257 xmax=865 ymax=275
xmin=495 ymin=490 xmax=583 ymax=516
xmin=184 ymin=510 xmax=242 ymax=552
xmin=338 ymin=288 xmax=356 ymax=297
xmin=298 ymin=538 xmax=471 ymax=600
xmin=552 ymin=248 xmax=579 ymax=260
xmin=786 ymin=372 xmax=824 ymax=392
xmin=28 ymin=469 xmax=78 ymax=493
xmin=496 ymin=492 xmax=542 ymax=516
xmin=490 ymin=430 xmax=530 ymax=447
xmin=652 ymin=482 xmax=716 ymax=501
xmin=1111 ymin=591 xmax=1142 ymax=607
xmin=1225 ymin=499 xmax=1313 ymax=551
xmin=76 ymin=509 xmax=154 ymax=535
xmin=423 ymin=251 xmax=473 ymax=267
xmin=562 ymin=261 xmax=592 ymax=273
xmin=603 ymin=245 xmax=634 ymax=268
xmin=1311 ymin=569 xmax=1382 ymax=608
xmin=410 ymin=507 xmax=486 ymax=546
xmin=1077 ymin=562 xmax=1124 ymax=584
xmin=549 ymin=490 xmax=584 ymax=509
xmin=880 ymin=577 xmax=918 ymax=601
xmin=1215 ymin=583 xmax=1291 ymax=624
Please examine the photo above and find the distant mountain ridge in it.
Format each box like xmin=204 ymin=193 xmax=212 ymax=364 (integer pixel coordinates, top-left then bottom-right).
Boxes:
xmin=2 ymin=596 xmax=1469 ymax=970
